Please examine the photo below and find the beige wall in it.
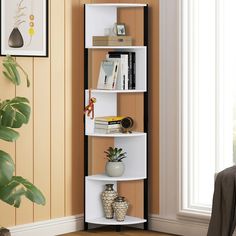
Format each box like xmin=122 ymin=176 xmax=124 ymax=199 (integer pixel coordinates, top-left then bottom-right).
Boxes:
xmin=0 ymin=0 xmax=159 ymax=227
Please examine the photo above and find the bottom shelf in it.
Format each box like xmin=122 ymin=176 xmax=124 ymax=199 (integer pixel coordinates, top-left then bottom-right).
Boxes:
xmin=86 ymin=216 xmax=146 ymax=225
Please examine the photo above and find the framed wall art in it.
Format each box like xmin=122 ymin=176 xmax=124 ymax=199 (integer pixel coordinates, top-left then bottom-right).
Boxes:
xmin=0 ymin=0 xmax=48 ymax=57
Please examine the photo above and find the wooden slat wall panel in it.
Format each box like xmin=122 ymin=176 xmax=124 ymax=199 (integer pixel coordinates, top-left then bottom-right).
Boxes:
xmin=64 ymin=0 xmax=86 ymax=216
xmin=15 ymin=58 xmax=34 ymax=225
xmin=33 ymin=57 xmax=51 ymax=221
xmin=51 ymin=0 xmax=65 ymax=218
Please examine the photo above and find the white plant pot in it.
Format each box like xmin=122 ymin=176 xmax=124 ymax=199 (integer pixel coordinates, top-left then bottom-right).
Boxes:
xmin=105 ymin=162 xmax=125 ymax=177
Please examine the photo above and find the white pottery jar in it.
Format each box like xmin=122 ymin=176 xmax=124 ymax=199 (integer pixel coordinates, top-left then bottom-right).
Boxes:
xmin=105 ymin=161 xmax=125 ymax=177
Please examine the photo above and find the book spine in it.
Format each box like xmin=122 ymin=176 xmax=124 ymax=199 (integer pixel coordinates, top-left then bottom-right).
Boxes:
xmin=112 ymin=62 xmax=119 ymax=89
xmin=95 ymin=120 xmax=121 ymax=125
xmin=132 ymin=52 xmax=136 ymax=89
xmin=122 ymin=55 xmax=128 ymax=90
xmin=94 ymin=124 xmax=121 ymax=129
xmin=128 ymin=52 xmax=132 ymax=90
xmin=94 ymin=128 xmax=121 ymax=134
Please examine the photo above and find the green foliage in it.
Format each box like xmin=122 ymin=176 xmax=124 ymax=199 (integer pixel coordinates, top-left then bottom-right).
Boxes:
xmin=0 ymin=97 xmax=30 ymax=128
xmin=3 ymin=55 xmax=30 ymax=87
xmin=104 ymin=147 xmax=127 ymax=162
xmin=0 ymin=55 xmax=45 ymax=208
xmin=0 ymin=176 xmax=45 ymax=208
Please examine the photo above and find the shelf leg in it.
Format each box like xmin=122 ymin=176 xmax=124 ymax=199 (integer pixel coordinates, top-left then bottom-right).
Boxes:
xmin=115 ymin=225 xmax=122 ymax=232
xmin=84 ymin=222 xmax=88 ymax=231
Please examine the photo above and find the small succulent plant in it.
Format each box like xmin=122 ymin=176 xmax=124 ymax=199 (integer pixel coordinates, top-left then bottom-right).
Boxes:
xmin=104 ymin=147 xmax=127 ymax=162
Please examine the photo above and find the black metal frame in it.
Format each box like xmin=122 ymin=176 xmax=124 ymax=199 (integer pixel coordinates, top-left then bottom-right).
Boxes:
xmin=84 ymin=3 xmax=149 ymax=231
xmin=143 ymin=5 xmax=149 ymax=230
xmin=84 ymin=4 xmax=89 ymax=231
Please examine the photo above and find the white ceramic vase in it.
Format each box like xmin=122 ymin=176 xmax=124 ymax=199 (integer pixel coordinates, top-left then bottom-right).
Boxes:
xmin=105 ymin=162 xmax=125 ymax=177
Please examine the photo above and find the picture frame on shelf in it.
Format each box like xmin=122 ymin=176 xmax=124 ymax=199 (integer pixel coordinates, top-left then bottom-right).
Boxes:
xmin=97 ymin=60 xmax=119 ymax=90
xmin=116 ymin=23 xmax=126 ymax=36
xmin=0 ymin=0 xmax=48 ymax=57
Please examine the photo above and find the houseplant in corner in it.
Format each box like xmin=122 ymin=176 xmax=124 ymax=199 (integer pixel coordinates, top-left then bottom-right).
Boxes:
xmin=0 ymin=56 xmax=45 ymax=236
xmin=104 ymin=147 xmax=127 ymax=177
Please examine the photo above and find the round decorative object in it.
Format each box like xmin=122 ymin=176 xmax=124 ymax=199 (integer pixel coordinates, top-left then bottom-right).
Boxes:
xmin=121 ymin=117 xmax=134 ymax=133
xmin=29 ymin=14 xmax=34 ymax=20
xmin=105 ymin=161 xmax=125 ymax=177
xmin=112 ymin=196 xmax=129 ymax=221
xmin=101 ymin=184 xmax=118 ymax=219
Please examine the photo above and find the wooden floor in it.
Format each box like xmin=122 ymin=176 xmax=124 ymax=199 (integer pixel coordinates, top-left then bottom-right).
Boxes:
xmin=61 ymin=228 xmax=174 ymax=236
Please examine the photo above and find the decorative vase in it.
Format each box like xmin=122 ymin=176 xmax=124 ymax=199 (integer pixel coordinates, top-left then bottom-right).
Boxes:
xmin=8 ymin=27 xmax=24 ymax=48
xmin=101 ymin=184 xmax=118 ymax=219
xmin=112 ymin=196 xmax=129 ymax=221
xmin=105 ymin=161 xmax=125 ymax=177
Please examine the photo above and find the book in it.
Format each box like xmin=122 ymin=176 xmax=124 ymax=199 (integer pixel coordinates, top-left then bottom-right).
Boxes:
xmin=95 ymin=120 xmax=121 ymax=125
xmin=94 ymin=123 xmax=121 ymax=129
xmin=95 ymin=116 xmax=125 ymax=122
xmin=108 ymin=51 xmax=136 ymax=90
xmin=106 ymin=53 xmax=129 ymax=90
xmin=94 ymin=127 xmax=121 ymax=134
xmin=97 ymin=60 xmax=119 ymax=90
xmin=131 ymin=52 xmax=136 ymax=89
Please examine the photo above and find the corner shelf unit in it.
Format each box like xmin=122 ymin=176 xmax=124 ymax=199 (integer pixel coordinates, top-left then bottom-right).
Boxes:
xmin=84 ymin=3 xmax=148 ymax=230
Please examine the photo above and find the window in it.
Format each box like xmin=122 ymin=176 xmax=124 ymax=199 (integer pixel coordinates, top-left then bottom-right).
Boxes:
xmin=181 ymin=0 xmax=236 ymax=214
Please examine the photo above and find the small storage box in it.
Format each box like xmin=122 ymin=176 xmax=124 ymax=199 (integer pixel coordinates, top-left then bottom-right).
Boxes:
xmin=93 ymin=36 xmax=132 ymax=46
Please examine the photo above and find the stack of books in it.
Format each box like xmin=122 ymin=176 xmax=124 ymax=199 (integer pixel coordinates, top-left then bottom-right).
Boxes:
xmin=97 ymin=51 xmax=136 ymax=90
xmin=94 ymin=116 xmax=125 ymax=134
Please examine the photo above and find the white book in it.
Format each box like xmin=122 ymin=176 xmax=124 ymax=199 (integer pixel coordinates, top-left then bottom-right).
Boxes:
xmin=106 ymin=54 xmax=128 ymax=90
xmin=97 ymin=60 xmax=119 ymax=90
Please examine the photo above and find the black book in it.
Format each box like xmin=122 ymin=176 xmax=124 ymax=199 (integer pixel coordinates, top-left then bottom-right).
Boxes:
xmin=131 ymin=52 xmax=136 ymax=89
xmin=108 ymin=51 xmax=136 ymax=89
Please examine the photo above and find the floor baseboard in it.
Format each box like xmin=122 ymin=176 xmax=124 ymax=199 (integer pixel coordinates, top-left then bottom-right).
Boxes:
xmin=148 ymin=214 xmax=208 ymax=236
xmin=9 ymin=214 xmax=84 ymax=236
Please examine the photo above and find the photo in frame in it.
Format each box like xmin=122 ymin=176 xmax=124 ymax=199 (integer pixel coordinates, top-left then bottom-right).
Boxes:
xmin=0 ymin=0 xmax=48 ymax=57
xmin=116 ymin=24 xmax=126 ymax=36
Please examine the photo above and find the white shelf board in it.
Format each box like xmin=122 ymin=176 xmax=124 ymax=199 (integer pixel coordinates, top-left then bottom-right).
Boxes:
xmin=85 ymin=131 xmax=146 ymax=137
xmin=86 ymin=174 xmax=146 ymax=181
xmin=86 ymin=216 xmax=147 ymax=225
xmin=86 ymin=89 xmax=146 ymax=93
xmin=87 ymin=46 xmax=146 ymax=49
xmin=86 ymin=3 xmax=147 ymax=8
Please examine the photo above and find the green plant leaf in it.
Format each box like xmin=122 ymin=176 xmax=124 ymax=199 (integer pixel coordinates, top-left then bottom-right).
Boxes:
xmin=104 ymin=146 xmax=126 ymax=162
xmin=0 ymin=97 xmax=30 ymax=128
xmin=0 ymin=176 xmax=46 ymax=208
xmin=0 ymin=126 xmax=19 ymax=142
xmin=0 ymin=150 xmax=14 ymax=187
xmin=3 ymin=55 xmax=30 ymax=87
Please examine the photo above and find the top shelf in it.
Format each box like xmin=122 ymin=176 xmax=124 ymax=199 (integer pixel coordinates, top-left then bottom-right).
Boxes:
xmin=85 ymin=3 xmax=147 ymax=8
xmin=86 ymin=46 xmax=146 ymax=49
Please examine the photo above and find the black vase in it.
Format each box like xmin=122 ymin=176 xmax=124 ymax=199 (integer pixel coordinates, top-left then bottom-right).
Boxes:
xmin=8 ymin=27 xmax=24 ymax=48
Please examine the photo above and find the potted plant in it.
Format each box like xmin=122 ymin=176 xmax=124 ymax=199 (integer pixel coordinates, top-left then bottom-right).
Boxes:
xmin=0 ymin=56 xmax=45 ymax=235
xmin=104 ymin=147 xmax=127 ymax=177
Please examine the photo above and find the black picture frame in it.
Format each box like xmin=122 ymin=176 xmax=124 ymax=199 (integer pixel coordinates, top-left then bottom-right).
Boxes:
xmin=0 ymin=0 xmax=48 ymax=57
xmin=116 ymin=24 xmax=126 ymax=36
